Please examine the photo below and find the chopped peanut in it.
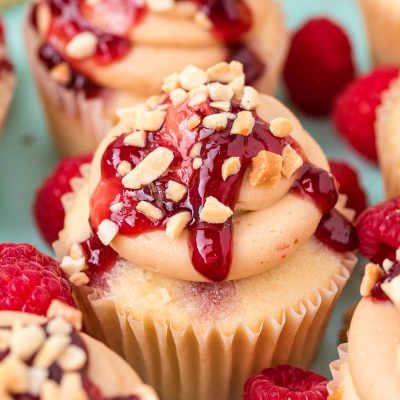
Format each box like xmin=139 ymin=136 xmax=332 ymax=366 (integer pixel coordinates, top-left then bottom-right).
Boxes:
xmin=166 ymin=181 xmax=187 ymax=202
xmin=136 ymin=201 xmax=164 ymax=221
xmin=281 ymin=145 xmax=303 ymax=178
xmin=250 ymin=150 xmax=283 ymax=186
xmin=231 ymin=111 xmax=255 ymax=136
xmin=269 ymin=118 xmax=293 ymax=138
xmin=360 ymin=263 xmax=383 ymax=297
xmin=202 ymin=113 xmax=228 ymax=131
xmin=221 ymin=157 xmax=241 ymax=181
xmin=166 ymin=212 xmax=192 ymax=238
xmin=200 ymin=196 xmax=233 ymax=224
xmin=122 ymin=147 xmax=174 ymax=190
xmin=179 ymin=65 xmax=208 ymax=91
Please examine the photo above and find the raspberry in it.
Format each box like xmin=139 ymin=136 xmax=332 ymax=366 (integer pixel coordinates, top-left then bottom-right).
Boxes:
xmin=356 ymin=197 xmax=400 ymax=264
xmin=33 ymin=154 xmax=92 ymax=245
xmin=243 ymin=365 xmax=328 ymax=400
xmin=332 ymin=67 xmax=399 ymax=162
xmin=329 ymin=160 xmax=367 ymax=217
xmin=283 ymin=17 xmax=355 ymax=115
xmin=0 ymin=243 xmax=75 ymax=315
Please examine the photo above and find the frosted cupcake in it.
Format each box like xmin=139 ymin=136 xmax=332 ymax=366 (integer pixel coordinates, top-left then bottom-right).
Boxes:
xmin=328 ymin=255 xmax=400 ymax=400
xmin=0 ymin=18 xmax=15 ymax=139
xmin=54 ymin=62 xmax=357 ymax=400
xmin=0 ymin=300 xmax=158 ymax=399
xmin=358 ymin=0 xmax=400 ymax=67
xmin=25 ymin=0 xmax=288 ymax=156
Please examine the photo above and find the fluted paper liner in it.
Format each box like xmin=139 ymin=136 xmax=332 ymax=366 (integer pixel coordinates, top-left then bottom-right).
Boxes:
xmin=358 ymin=0 xmax=400 ymax=67
xmin=376 ymin=75 xmax=400 ymax=198
xmin=72 ymin=253 xmax=355 ymax=400
xmin=24 ymin=18 xmax=114 ymax=156
xmin=327 ymin=343 xmax=349 ymax=398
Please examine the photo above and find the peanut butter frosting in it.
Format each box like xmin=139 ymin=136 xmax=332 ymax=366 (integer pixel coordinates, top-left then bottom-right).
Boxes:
xmin=30 ymin=0 xmax=287 ymax=96
xmin=0 ymin=301 xmax=158 ymax=399
xmin=329 ymin=256 xmax=400 ymax=400
xmin=55 ymin=61 xmax=357 ymax=283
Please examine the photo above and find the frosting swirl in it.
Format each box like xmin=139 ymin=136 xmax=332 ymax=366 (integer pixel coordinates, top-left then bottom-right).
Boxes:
xmin=57 ymin=62 xmax=356 ymax=282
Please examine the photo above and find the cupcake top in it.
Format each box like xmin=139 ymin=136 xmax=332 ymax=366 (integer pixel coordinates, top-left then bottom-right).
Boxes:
xmin=0 ymin=300 xmax=158 ymax=399
xmin=334 ymin=255 xmax=400 ymax=399
xmin=29 ymin=0 xmax=275 ymax=96
xmin=56 ymin=61 xmax=357 ymax=283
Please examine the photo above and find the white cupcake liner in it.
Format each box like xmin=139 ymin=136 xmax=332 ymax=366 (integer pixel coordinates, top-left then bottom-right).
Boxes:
xmin=71 ymin=252 xmax=356 ymax=400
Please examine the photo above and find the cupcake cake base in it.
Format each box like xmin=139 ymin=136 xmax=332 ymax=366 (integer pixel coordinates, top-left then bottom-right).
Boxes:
xmin=74 ymin=239 xmax=355 ymax=400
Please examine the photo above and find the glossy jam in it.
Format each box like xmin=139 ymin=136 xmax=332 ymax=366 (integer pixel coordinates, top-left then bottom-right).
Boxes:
xmin=315 ymin=209 xmax=358 ymax=253
xmin=371 ymin=261 xmax=400 ymax=302
xmin=291 ymin=164 xmax=338 ymax=214
xmin=38 ymin=42 xmax=102 ymax=99
xmin=0 ymin=321 xmax=139 ymax=400
xmin=88 ymin=98 xmax=346 ymax=282
xmin=228 ymin=43 xmax=266 ymax=85
xmin=194 ymin=0 xmax=252 ymax=43
xmin=81 ymin=233 xmax=118 ymax=276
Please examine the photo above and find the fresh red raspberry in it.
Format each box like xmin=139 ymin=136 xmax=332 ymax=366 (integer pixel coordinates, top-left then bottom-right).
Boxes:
xmin=356 ymin=197 xmax=400 ymax=264
xmin=0 ymin=243 xmax=75 ymax=315
xmin=332 ymin=67 xmax=399 ymax=162
xmin=329 ymin=160 xmax=367 ymax=217
xmin=283 ymin=17 xmax=355 ymax=115
xmin=243 ymin=365 xmax=328 ymax=400
xmin=33 ymin=154 xmax=92 ymax=245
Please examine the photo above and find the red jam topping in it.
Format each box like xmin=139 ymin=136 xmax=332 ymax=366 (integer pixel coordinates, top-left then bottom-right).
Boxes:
xmin=194 ymin=0 xmax=252 ymax=43
xmin=43 ymin=0 xmax=138 ymax=64
xmin=371 ymin=261 xmax=400 ymax=302
xmin=81 ymin=233 xmax=119 ymax=276
xmin=39 ymin=42 xmax=103 ymax=99
xmin=87 ymin=97 xmax=352 ymax=282
xmin=315 ymin=209 xmax=358 ymax=253
xmin=0 ymin=320 xmax=140 ymax=400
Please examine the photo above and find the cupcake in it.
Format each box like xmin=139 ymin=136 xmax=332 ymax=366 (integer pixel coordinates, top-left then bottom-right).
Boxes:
xmin=0 ymin=18 xmax=15 ymax=140
xmin=0 ymin=300 xmax=158 ymax=399
xmin=54 ymin=62 xmax=357 ymax=400
xmin=328 ymin=255 xmax=400 ymax=400
xmin=25 ymin=0 xmax=289 ymax=156
xmin=376 ymin=74 xmax=400 ymax=198
xmin=358 ymin=0 xmax=400 ymax=67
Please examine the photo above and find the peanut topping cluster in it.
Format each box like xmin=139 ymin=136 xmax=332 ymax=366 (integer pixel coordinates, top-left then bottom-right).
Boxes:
xmin=94 ymin=62 xmax=303 ymax=245
xmin=0 ymin=302 xmax=86 ymax=400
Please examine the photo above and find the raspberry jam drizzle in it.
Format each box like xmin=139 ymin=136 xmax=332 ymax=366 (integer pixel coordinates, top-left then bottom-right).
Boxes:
xmin=0 ymin=321 xmax=139 ymax=400
xmin=291 ymin=165 xmax=358 ymax=253
xmin=87 ymin=100 xmax=355 ymax=282
xmin=371 ymin=261 xmax=400 ymax=302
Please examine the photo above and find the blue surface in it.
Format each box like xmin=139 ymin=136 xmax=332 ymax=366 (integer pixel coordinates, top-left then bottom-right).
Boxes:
xmin=0 ymin=0 xmax=383 ymax=377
